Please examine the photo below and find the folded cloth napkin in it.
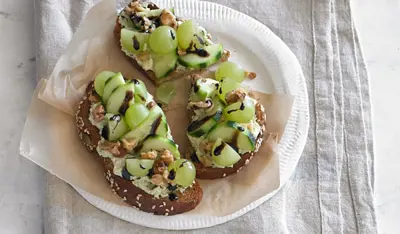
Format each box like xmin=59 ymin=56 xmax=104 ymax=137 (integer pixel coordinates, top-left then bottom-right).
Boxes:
xmin=36 ymin=0 xmax=377 ymax=233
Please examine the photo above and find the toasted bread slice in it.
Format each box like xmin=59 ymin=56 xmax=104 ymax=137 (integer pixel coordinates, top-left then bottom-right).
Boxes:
xmin=76 ymin=82 xmax=202 ymax=215
xmin=114 ymin=1 xmax=230 ymax=85
xmin=184 ymin=77 xmax=267 ymax=180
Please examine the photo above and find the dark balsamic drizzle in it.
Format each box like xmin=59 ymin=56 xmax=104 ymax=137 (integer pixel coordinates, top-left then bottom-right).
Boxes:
xmin=237 ymin=126 xmax=245 ymax=132
xmin=118 ymin=90 xmax=134 ymax=115
xmin=168 ymin=170 xmax=176 ymax=180
xmin=150 ymin=116 xmax=162 ymax=134
xmin=187 ymin=115 xmax=213 ymax=132
xmin=133 ymin=35 xmax=140 ymax=50
xmin=227 ymin=109 xmax=239 ymax=114
xmin=147 ymin=168 xmax=154 ymax=177
xmin=240 ymin=102 xmax=245 ymax=110
xmin=122 ymin=167 xmax=131 ymax=180
xmin=168 ymin=184 xmax=177 ymax=191
xmin=190 ymin=152 xmax=200 ymax=163
xmin=179 ymin=161 xmax=187 ymax=168
xmin=133 ymin=79 xmax=140 ymax=84
xmin=109 ymin=114 xmax=121 ymax=122
xmin=186 ymin=42 xmax=210 ymax=57
xmin=215 ymin=83 xmax=219 ymax=89
xmin=170 ymin=30 xmax=176 ymax=40
xmin=101 ymin=125 xmax=109 ymax=140
xmin=213 ymin=142 xmax=225 ymax=156
xmin=168 ymin=193 xmax=178 ymax=201
xmin=193 ymin=84 xmax=199 ymax=93
xmin=218 ymin=87 xmax=222 ymax=94
xmin=195 ymin=34 xmax=205 ymax=45
xmin=139 ymin=164 xmax=146 ymax=170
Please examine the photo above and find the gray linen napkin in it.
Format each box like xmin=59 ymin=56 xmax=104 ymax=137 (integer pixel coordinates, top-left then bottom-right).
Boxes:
xmin=36 ymin=0 xmax=377 ymax=233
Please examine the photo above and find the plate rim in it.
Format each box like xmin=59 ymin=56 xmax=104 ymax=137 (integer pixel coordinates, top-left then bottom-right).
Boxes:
xmin=74 ymin=0 xmax=310 ymax=230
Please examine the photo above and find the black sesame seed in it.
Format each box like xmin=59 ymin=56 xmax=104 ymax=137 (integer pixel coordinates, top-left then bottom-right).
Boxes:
xmin=168 ymin=184 xmax=177 ymax=191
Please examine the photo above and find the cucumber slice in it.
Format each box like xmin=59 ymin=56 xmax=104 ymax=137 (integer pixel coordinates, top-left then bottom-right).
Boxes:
xmin=102 ymin=114 xmax=130 ymax=141
xmin=106 ymin=82 xmax=135 ymax=114
xmin=122 ymin=105 xmax=164 ymax=142
xmin=152 ymin=52 xmax=178 ymax=79
xmin=102 ymin=73 xmax=125 ymax=104
xmin=150 ymin=115 xmax=168 ymax=136
xmin=126 ymin=158 xmax=154 ymax=177
xmin=137 ymin=8 xmax=174 ymax=18
xmin=207 ymin=121 xmax=256 ymax=153
xmin=139 ymin=135 xmax=180 ymax=159
xmin=190 ymin=78 xmax=219 ymax=101
xmin=94 ymin=71 xmax=116 ymax=96
xmin=187 ymin=111 xmax=222 ymax=137
xmin=178 ymin=44 xmax=223 ymax=69
xmin=120 ymin=29 xmax=150 ymax=55
xmin=212 ymin=138 xmax=241 ymax=167
xmin=132 ymin=79 xmax=148 ymax=104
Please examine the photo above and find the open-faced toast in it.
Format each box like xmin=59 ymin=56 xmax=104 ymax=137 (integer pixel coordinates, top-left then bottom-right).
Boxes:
xmin=185 ymin=74 xmax=266 ymax=179
xmin=114 ymin=0 xmax=230 ymax=85
xmin=76 ymin=71 xmax=202 ymax=215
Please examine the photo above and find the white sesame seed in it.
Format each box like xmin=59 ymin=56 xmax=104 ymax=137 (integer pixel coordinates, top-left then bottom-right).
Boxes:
xmin=245 ymin=159 xmax=250 ymax=165
xmin=239 ymin=167 xmax=243 ymax=171
xmin=123 ymin=189 xmax=127 ymax=193
xmin=122 ymin=197 xmax=127 ymax=201
xmin=165 ymin=213 xmax=169 ymax=216
xmin=166 ymin=209 xmax=169 ymax=212
xmin=223 ymin=173 xmax=227 ymax=177
xmin=159 ymin=205 xmax=163 ymax=208
xmin=236 ymin=170 xmax=240 ymax=173
xmin=171 ymin=206 xmax=174 ymax=211
xmin=163 ymin=202 xmax=166 ymax=206
xmin=136 ymin=201 xmax=141 ymax=207
xmin=152 ymin=205 xmax=156 ymax=209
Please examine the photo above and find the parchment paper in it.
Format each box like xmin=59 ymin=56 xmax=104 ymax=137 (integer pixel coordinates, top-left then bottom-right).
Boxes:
xmin=21 ymin=0 xmax=293 ymax=217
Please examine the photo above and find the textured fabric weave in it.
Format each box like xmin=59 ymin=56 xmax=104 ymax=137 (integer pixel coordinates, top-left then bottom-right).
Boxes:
xmin=36 ymin=0 xmax=377 ymax=233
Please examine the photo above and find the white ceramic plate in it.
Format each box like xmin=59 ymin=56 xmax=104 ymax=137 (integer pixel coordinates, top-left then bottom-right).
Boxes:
xmin=74 ymin=0 xmax=309 ymax=230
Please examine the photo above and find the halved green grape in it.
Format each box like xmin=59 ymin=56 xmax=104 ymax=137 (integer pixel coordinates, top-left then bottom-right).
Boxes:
xmin=125 ymin=103 xmax=150 ymax=129
xmin=94 ymin=71 xmax=116 ymax=96
xmin=190 ymin=78 xmax=218 ymax=101
xmin=211 ymin=138 xmax=241 ymax=167
xmin=177 ymin=20 xmax=197 ymax=49
xmin=223 ymin=97 xmax=255 ymax=123
xmin=120 ymin=28 xmax=150 ymax=55
xmin=217 ymin=77 xmax=241 ymax=103
xmin=156 ymin=82 xmax=176 ymax=104
xmin=132 ymin=79 xmax=148 ymax=104
xmin=102 ymin=73 xmax=125 ymax=103
xmin=215 ymin=61 xmax=245 ymax=83
xmin=168 ymin=159 xmax=196 ymax=187
xmin=126 ymin=158 xmax=154 ymax=177
xmin=149 ymin=26 xmax=178 ymax=54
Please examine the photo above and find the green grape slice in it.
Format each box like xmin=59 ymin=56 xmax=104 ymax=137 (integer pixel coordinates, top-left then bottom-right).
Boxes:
xmin=156 ymin=82 xmax=176 ymax=104
xmin=120 ymin=28 xmax=150 ymax=55
xmin=168 ymin=159 xmax=196 ymax=187
xmin=149 ymin=26 xmax=178 ymax=54
xmin=177 ymin=20 xmax=197 ymax=50
xmin=217 ymin=77 xmax=241 ymax=103
xmin=215 ymin=61 xmax=245 ymax=83
xmin=211 ymin=138 xmax=241 ymax=167
xmin=126 ymin=158 xmax=154 ymax=177
xmin=125 ymin=103 xmax=150 ymax=129
xmin=94 ymin=71 xmax=116 ymax=96
xmin=223 ymin=97 xmax=255 ymax=123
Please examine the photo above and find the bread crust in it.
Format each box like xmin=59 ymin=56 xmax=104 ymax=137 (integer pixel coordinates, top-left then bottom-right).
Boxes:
xmin=185 ymin=101 xmax=267 ymax=180
xmin=76 ymin=82 xmax=203 ymax=215
xmin=114 ymin=17 xmax=230 ymax=85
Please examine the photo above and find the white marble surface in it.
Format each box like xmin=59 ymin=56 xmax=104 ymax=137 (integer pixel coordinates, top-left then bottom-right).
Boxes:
xmin=0 ymin=0 xmax=398 ymax=233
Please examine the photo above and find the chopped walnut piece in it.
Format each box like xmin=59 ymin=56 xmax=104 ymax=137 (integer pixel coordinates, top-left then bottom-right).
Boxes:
xmin=124 ymin=1 xmax=140 ymax=16
xmin=221 ymin=50 xmax=230 ymax=62
xmin=151 ymin=174 xmax=165 ymax=186
xmin=200 ymin=141 xmax=214 ymax=153
xmin=153 ymin=159 xmax=167 ymax=174
xmin=188 ymin=99 xmax=213 ymax=109
xmin=255 ymin=102 xmax=266 ymax=125
xmin=146 ymin=101 xmax=156 ymax=109
xmin=162 ymin=169 xmax=170 ymax=180
xmin=141 ymin=150 xmax=157 ymax=160
xmin=160 ymin=9 xmax=177 ymax=29
xmin=121 ymin=138 xmax=137 ymax=151
xmin=245 ymin=71 xmax=257 ymax=80
xmin=160 ymin=150 xmax=174 ymax=165
xmin=99 ymin=141 xmax=121 ymax=157
xmin=226 ymin=89 xmax=246 ymax=105
xmin=177 ymin=49 xmax=187 ymax=56
xmin=92 ymin=104 xmax=105 ymax=122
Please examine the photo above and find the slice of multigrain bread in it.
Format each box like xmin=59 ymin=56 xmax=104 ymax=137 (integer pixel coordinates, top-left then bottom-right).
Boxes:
xmin=75 ymin=82 xmax=203 ymax=215
xmin=113 ymin=1 xmax=230 ymax=85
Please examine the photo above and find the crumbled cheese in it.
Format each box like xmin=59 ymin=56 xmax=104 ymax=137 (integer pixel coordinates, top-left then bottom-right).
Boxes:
xmin=88 ymin=103 xmax=106 ymax=129
xmin=131 ymin=176 xmax=186 ymax=198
